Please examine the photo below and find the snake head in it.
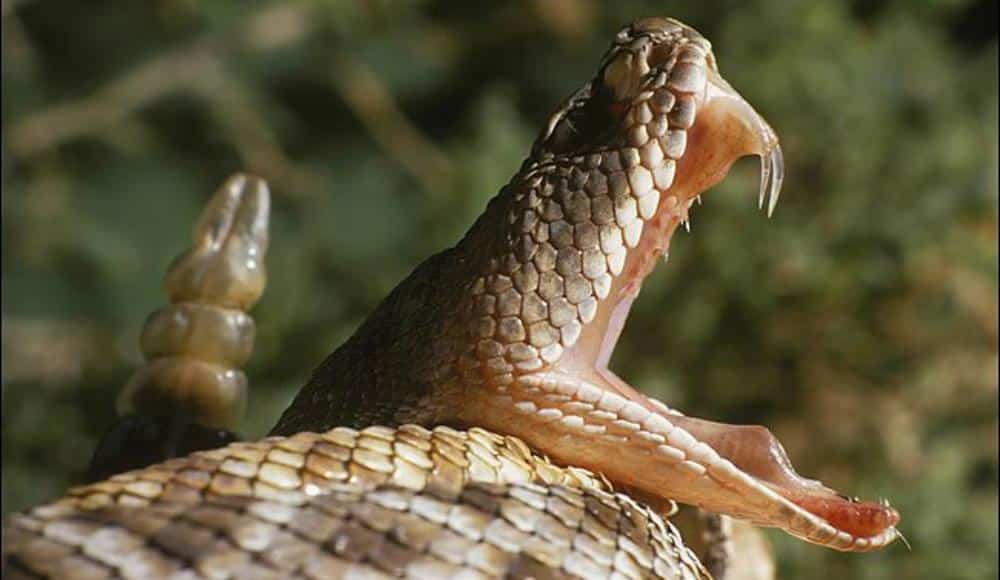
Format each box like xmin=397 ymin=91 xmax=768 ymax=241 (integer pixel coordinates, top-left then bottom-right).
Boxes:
xmin=533 ymin=17 xmax=782 ymax=218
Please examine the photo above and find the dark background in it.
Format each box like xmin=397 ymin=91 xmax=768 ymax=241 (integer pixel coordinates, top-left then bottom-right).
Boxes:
xmin=2 ymin=1 xmax=997 ymax=578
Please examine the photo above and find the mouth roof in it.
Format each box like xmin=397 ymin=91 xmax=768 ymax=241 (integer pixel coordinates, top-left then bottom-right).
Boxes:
xmin=614 ymin=168 xmax=900 ymax=550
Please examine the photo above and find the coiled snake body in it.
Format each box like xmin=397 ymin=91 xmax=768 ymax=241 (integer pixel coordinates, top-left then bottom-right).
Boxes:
xmin=3 ymin=17 xmax=899 ymax=579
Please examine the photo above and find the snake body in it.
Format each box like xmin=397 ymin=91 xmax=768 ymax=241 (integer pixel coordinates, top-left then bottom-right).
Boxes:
xmin=4 ymin=16 xmax=899 ymax=579
xmin=5 ymin=425 xmax=705 ymax=579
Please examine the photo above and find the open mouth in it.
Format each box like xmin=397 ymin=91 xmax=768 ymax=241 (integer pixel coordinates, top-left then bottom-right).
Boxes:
xmin=566 ymin=76 xmax=898 ymax=551
xmin=499 ymin=43 xmax=899 ymax=552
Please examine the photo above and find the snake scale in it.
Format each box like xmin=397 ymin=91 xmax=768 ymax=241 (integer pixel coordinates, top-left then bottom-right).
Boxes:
xmin=3 ymin=17 xmax=900 ymax=579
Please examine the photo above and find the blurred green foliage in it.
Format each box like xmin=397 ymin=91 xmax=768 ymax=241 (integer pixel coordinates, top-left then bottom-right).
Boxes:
xmin=2 ymin=1 xmax=996 ymax=578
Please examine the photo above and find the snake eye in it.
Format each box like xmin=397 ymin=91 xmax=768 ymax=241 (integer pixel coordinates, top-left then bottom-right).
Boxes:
xmin=544 ymin=82 xmax=626 ymax=155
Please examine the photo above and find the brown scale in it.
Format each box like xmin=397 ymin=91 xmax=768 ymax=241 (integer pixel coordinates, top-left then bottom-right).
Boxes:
xmin=4 ymin=423 xmax=707 ymax=579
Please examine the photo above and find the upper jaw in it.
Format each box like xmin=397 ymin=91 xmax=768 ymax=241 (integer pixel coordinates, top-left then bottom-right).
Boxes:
xmin=600 ymin=20 xmax=785 ymax=217
xmin=669 ymin=66 xmax=784 ymax=214
xmin=703 ymin=67 xmax=784 ymax=217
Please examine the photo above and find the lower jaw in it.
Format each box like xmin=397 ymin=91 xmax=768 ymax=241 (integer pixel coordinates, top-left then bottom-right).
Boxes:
xmin=456 ymin=374 xmax=899 ymax=552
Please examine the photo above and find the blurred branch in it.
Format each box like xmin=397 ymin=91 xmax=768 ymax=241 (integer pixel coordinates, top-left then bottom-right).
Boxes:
xmin=6 ymin=3 xmax=453 ymax=197
xmin=1 ymin=319 xmax=118 ymax=386
xmin=6 ymin=42 xmax=213 ymax=158
xmin=3 ymin=5 xmax=319 ymax=196
xmin=193 ymin=60 xmax=322 ymax=197
xmin=329 ymin=53 xmax=455 ymax=195
xmin=530 ymin=0 xmax=596 ymax=41
xmin=2 ymin=0 xmax=38 ymax=74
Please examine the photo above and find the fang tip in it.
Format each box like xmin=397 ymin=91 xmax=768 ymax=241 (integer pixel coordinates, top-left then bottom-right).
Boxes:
xmin=897 ymin=530 xmax=912 ymax=551
xmin=758 ymin=150 xmax=772 ymax=212
xmin=767 ymin=145 xmax=784 ymax=218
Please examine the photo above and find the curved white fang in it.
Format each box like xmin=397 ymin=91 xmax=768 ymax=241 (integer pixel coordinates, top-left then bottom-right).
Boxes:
xmin=767 ymin=144 xmax=785 ymax=218
xmin=758 ymin=148 xmax=772 ymax=212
